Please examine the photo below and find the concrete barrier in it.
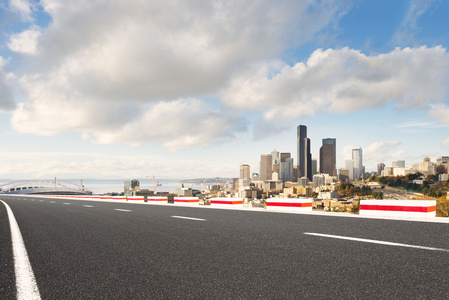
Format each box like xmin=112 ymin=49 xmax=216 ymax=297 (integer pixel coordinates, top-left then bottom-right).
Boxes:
xmin=359 ymin=200 xmax=436 ymax=218
xmin=210 ymin=198 xmax=244 ymax=205
xmin=174 ymin=197 xmax=199 ymax=204
xmin=147 ymin=196 xmax=167 ymax=202
xmin=266 ymin=198 xmax=313 ymax=211
xmin=127 ymin=196 xmax=145 ymax=201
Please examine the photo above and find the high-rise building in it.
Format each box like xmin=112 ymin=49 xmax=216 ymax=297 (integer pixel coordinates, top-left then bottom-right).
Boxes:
xmin=392 ymin=160 xmax=405 ymax=168
xmin=338 ymin=169 xmax=350 ymax=181
xmin=260 ymin=154 xmax=272 ymax=181
xmin=312 ymin=158 xmax=317 ymax=175
xmin=239 ymin=164 xmax=250 ymax=180
xmin=352 ymin=148 xmax=363 ymax=179
xmin=279 ymin=153 xmax=293 ymax=182
xmin=377 ymin=163 xmax=385 ymax=176
xmin=345 ymin=160 xmax=354 ymax=180
xmin=319 ymin=138 xmax=336 ymax=176
xmin=271 ymin=149 xmax=280 ymax=165
xmin=297 ymin=125 xmax=312 ymax=181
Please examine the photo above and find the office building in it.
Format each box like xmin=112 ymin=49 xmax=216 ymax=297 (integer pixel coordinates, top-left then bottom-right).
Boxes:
xmin=297 ymin=125 xmax=312 ymax=181
xmin=260 ymin=154 xmax=272 ymax=181
xmin=377 ymin=163 xmax=385 ymax=176
xmin=345 ymin=160 xmax=354 ymax=180
xmin=338 ymin=169 xmax=350 ymax=181
xmin=279 ymin=154 xmax=294 ymax=182
xmin=352 ymin=148 xmax=363 ymax=180
xmin=319 ymin=138 xmax=336 ymax=176
xmin=392 ymin=160 xmax=405 ymax=168
xmin=239 ymin=164 xmax=250 ymax=180
xmin=312 ymin=158 xmax=317 ymax=175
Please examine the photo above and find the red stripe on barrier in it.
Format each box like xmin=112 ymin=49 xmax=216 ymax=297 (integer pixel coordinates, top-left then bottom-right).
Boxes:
xmin=211 ymin=200 xmax=243 ymax=205
xmin=267 ymin=202 xmax=312 ymax=208
xmin=174 ymin=199 xmax=199 ymax=203
xmin=360 ymin=204 xmax=436 ymax=213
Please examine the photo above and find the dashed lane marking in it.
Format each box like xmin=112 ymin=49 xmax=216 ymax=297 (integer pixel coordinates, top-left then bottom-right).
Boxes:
xmin=115 ymin=209 xmax=132 ymax=212
xmin=83 ymin=205 xmax=94 ymax=208
xmin=304 ymin=232 xmax=449 ymax=252
xmin=171 ymin=216 xmax=206 ymax=221
xmin=0 ymin=200 xmax=41 ymax=300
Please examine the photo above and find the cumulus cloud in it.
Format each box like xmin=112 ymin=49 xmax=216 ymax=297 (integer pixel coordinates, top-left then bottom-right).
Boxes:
xmin=0 ymin=57 xmax=16 ymax=112
xmin=8 ymin=27 xmax=41 ymax=55
xmin=443 ymin=138 xmax=449 ymax=149
xmin=8 ymin=0 xmax=34 ymax=22
xmin=10 ymin=0 xmax=349 ymax=147
xmin=84 ymin=98 xmax=247 ymax=150
xmin=222 ymin=46 xmax=449 ymax=124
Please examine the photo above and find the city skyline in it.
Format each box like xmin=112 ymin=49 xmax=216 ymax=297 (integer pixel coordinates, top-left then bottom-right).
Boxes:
xmin=1 ymin=1 xmax=449 ymax=180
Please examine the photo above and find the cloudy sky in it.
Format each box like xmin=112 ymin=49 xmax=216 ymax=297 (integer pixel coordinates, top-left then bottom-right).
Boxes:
xmin=1 ymin=0 xmax=449 ymax=180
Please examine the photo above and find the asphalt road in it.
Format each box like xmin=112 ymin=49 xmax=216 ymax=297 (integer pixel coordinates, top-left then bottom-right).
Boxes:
xmin=2 ymin=195 xmax=449 ymax=299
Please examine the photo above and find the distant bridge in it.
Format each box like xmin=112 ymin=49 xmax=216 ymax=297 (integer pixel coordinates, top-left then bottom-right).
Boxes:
xmin=0 ymin=180 xmax=92 ymax=195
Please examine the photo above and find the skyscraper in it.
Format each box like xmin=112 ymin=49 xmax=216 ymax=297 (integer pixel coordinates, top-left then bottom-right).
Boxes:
xmin=319 ymin=138 xmax=336 ymax=176
xmin=260 ymin=154 xmax=272 ymax=181
xmin=352 ymin=148 xmax=363 ymax=180
xmin=377 ymin=163 xmax=385 ymax=176
xmin=297 ymin=125 xmax=312 ymax=181
xmin=239 ymin=164 xmax=250 ymax=180
xmin=279 ymin=153 xmax=293 ymax=182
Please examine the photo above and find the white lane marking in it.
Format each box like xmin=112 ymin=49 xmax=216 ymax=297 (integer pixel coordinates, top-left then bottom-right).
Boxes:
xmin=39 ymin=200 xmax=43 ymax=202
xmin=62 ymin=203 xmax=71 ymax=205
xmin=304 ymin=232 xmax=449 ymax=252
xmin=0 ymin=200 xmax=41 ymax=300
xmin=171 ymin=216 xmax=206 ymax=221
xmin=115 ymin=209 xmax=132 ymax=212
xmin=83 ymin=205 xmax=94 ymax=208
xmin=50 ymin=201 xmax=55 ymax=203
xmin=30 ymin=200 xmax=35 ymax=202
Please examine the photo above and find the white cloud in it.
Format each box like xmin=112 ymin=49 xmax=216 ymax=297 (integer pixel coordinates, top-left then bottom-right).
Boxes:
xmin=443 ymin=138 xmax=449 ymax=149
xmin=394 ymin=0 xmax=437 ymax=44
xmin=0 ymin=57 xmax=16 ymax=112
xmin=8 ymin=27 xmax=41 ymax=55
xmin=8 ymin=0 xmax=34 ymax=22
xmin=11 ymin=0 xmax=350 ymax=147
xmin=222 ymin=46 xmax=449 ymax=124
xmin=85 ymin=98 xmax=247 ymax=150
xmin=0 ymin=151 xmax=239 ymax=179
xmin=428 ymin=104 xmax=449 ymax=124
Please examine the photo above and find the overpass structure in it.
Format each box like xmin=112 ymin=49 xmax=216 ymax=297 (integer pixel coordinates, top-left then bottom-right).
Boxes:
xmin=0 ymin=180 xmax=92 ymax=195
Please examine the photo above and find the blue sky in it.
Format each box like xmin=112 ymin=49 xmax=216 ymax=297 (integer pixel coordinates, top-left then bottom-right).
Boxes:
xmin=0 ymin=0 xmax=448 ymax=180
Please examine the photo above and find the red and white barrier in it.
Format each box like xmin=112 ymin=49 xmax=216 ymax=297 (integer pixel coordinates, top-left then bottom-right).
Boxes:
xmin=127 ymin=196 xmax=145 ymax=201
xmin=147 ymin=196 xmax=167 ymax=202
xmin=359 ymin=200 xmax=436 ymax=218
xmin=174 ymin=197 xmax=199 ymax=204
xmin=266 ymin=198 xmax=313 ymax=211
xmin=210 ymin=197 xmax=244 ymax=205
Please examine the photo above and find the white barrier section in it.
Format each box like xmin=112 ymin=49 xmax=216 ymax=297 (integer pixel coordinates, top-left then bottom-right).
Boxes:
xmin=174 ymin=197 xmax=199 ymax=204
xmin=210 ymin=198 xmax=244 ymax=205
xmin=359 ymin=200 xmax=436 ymax=218
xmin=266 ymin=198 xmax=313 ymax=211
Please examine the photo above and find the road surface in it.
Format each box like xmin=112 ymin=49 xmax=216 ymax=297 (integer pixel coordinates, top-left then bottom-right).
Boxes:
xmin=1 ymin=195 xmax=449 ymax=299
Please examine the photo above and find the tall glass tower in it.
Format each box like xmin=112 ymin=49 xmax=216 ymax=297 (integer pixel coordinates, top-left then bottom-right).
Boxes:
xmin=352 ymin=148 xmax=363 ymax=179
xmin=320 ymin=138 xmax=336 ymax=176
xmin=297 ymin=125 xmax=312 ymax=181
